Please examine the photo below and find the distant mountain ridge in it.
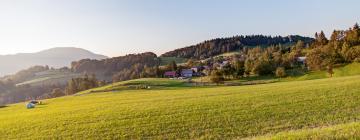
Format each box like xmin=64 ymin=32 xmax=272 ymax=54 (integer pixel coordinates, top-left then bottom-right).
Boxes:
xmin=0 ymin=47 xmax=108 ymax=76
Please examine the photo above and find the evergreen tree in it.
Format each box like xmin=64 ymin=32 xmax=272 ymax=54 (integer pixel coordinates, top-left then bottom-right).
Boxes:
xmin=233 ymin=60 xmax=245 ymax=78
xmin=168 ymin=61 xmax=177 ymax=71
xmin=327 ymin=64 xmax=334 ymax=77
xmin=210 ymin=69 xmax=224 ymax=84
xmin=317 ymin=31 xmax=329 ymax=46
xmin=353 ymin=23 xmax=359 ymax=30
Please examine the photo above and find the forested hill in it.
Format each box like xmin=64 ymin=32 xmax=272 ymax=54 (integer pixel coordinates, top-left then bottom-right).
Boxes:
xmin=161 ymin=35 xmax=313 ymax=59
xmin=71 ymin=52 xmax=160 ymax=81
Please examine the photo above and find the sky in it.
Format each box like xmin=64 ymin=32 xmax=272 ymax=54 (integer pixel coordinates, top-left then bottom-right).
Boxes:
xmin=0 ymin=0 xmax=359 ymax=57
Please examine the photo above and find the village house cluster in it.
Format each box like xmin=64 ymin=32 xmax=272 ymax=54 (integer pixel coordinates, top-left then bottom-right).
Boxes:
xmin=163 ymin=54 xmax=307 ymax=79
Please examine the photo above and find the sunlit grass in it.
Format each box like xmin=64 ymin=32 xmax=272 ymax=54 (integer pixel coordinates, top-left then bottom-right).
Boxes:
xmin=0 ymin=75 xmax=359 ymax=139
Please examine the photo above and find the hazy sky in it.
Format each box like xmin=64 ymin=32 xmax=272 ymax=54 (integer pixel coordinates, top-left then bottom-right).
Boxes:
xmin=0 ymin=0 xmax=359 ymax=57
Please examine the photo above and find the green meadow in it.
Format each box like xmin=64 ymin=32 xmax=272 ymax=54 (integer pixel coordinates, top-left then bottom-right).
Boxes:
xmin=1 ymin=73 xmax=360 ymax=139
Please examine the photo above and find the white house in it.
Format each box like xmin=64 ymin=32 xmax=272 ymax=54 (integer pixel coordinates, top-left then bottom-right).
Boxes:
xmin=181 ymin=69 xmax=193 ymax=78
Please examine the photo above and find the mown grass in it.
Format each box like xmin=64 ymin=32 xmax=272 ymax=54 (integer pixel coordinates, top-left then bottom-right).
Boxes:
xmin=78 ymin=78 xmax=192 ymax=94
xmin=296 ymin=62 xmax=360 ymax=80
xmin=0 ymin=75 xmax=359 ymax=139
xmin=252 ymin=122 xmax=360 ymax=140
xmin=334 ymin=62 xmax=360 ymax=77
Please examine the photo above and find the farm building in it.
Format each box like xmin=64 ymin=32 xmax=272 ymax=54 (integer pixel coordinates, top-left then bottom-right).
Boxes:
xmin=181 ymin=69 xmax=193 ymax=78
xmin=297 ymin=57 xmax=307 ymax=64
xmin=164 ymin=71 xmax=176 ymax=78
xmin=191 ymin=66 xmax=205 ymax=76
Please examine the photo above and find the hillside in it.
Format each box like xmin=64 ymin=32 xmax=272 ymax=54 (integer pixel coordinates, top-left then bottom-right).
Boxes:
xmin=161 ymin=35 xmax=313 ymax=59
xmin=0 ymin=75 xmax=359 ymax=139
xmin=0 ymin=47 xmax=108 ymax=76
xmin=71 ymin=52 xmax=160 ymax=81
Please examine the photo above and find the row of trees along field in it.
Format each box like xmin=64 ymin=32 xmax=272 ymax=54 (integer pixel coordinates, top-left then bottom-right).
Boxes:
xmin=71 ymin=52 xmax=160 ymax=81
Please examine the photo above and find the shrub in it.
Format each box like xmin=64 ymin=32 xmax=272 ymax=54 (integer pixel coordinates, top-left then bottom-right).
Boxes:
xmin=210 ymin=70 xmax=224 ymax=84
xmin=275 ymin=67 xmax=287 ymax=78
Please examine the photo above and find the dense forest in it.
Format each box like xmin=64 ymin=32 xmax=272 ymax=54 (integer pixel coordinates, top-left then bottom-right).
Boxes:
xmin=161 ymin=35 xmax=313 ymax=59
xmin=71 ymin=52 xmax=160 ymax=81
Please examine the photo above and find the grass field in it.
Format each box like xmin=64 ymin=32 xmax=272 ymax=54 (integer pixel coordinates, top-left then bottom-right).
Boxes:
xmin=252 ymin=122 xmax=360 ymax=139
xmin=78 ymin=78 xmax=193 ymax=94
xmin=0 ymin=74 xmax=359 ymax=139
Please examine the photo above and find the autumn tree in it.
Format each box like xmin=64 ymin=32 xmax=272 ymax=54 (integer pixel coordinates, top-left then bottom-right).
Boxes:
xmin=314 ymin=31 xmax=328 ymax=46
xmin=168 ymin=61 xmax=177 ymax=71
xmin=275 ymin=67 xmax=286 ymax=78
xmin=210 ymin=69 xmax=224 ymax=84
xmin=327 ymin=64 xmax=334 ymax=77
xmin=232 ymin=60 xmax=245 ymax=78
xmin=65 ymin=74 xmax=100 ymax=95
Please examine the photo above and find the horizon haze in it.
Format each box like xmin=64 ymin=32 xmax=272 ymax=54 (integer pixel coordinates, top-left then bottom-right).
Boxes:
xmin=0 ymin=0 xmax=359 ymax=57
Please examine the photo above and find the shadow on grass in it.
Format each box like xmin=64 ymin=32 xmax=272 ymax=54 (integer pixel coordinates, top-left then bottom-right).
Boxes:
xmin=0 ymin=105 xmax=7 ymax=109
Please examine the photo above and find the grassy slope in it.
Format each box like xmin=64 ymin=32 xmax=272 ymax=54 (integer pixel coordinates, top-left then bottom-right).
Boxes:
xmin=296 ymin=62 xmax=360 ymax=80
xmin=334 ymin=62 xmax=360 ymax=77
xmin=0 ymin=75 xmax=360 ymax=139
xmin=251 ymin=122 xmax=360 ymax=140
xmin=78 ymin=78 xmax=192 ymax=94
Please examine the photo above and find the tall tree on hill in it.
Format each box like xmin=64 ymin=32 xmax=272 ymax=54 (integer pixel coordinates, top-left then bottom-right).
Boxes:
xmin=186 ymin=59 xmax=195 ymax=67
xmin=353 ymin=23 xmax=359 ymax=30
xmin=306 ymin=45 xmax=336 ymax=71
xmin=315 ymin=31 xmax=329 ymax=46
xmin=65 ymin=75 xmax=100 ymax=95
xmin=345 ymin=23 xmax=360 ymax=46
xmin=233 ymin=60 xmax=245 ymax=78
xmin=327 ymin=64 xmax=334 ymax=77
xmin=210 ymin=69 xmax=224 ymax=84
xmin=65 ymin=79 xmax=77 ymax=95
xmin=275 ymin=67 xmax=286 ymax=78
xmin=294 ymin=40 xmax=305 ymax=50
xmin=168 ymin=61 xmax=177 ymax=71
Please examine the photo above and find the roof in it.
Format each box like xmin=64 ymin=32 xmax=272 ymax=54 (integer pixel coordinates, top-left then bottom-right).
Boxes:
xmin=297 ymin=57 xmax=307 ymax=62
xmin=181 ymin=69 xmax=193 ymax=74
xmin=164 ymin=71 xmax=176 ymax=75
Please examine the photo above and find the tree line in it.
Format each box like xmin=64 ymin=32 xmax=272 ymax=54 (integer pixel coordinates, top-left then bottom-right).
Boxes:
xmin=207 ymin=24 xmax=360 ymax=83
xmin=306 ymin=24 xmax=360 ymax=71
xmin=161 ymin=35 xmax=313 ymax=59
xmin=71 ymin=52 xmax=160 ymax=81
